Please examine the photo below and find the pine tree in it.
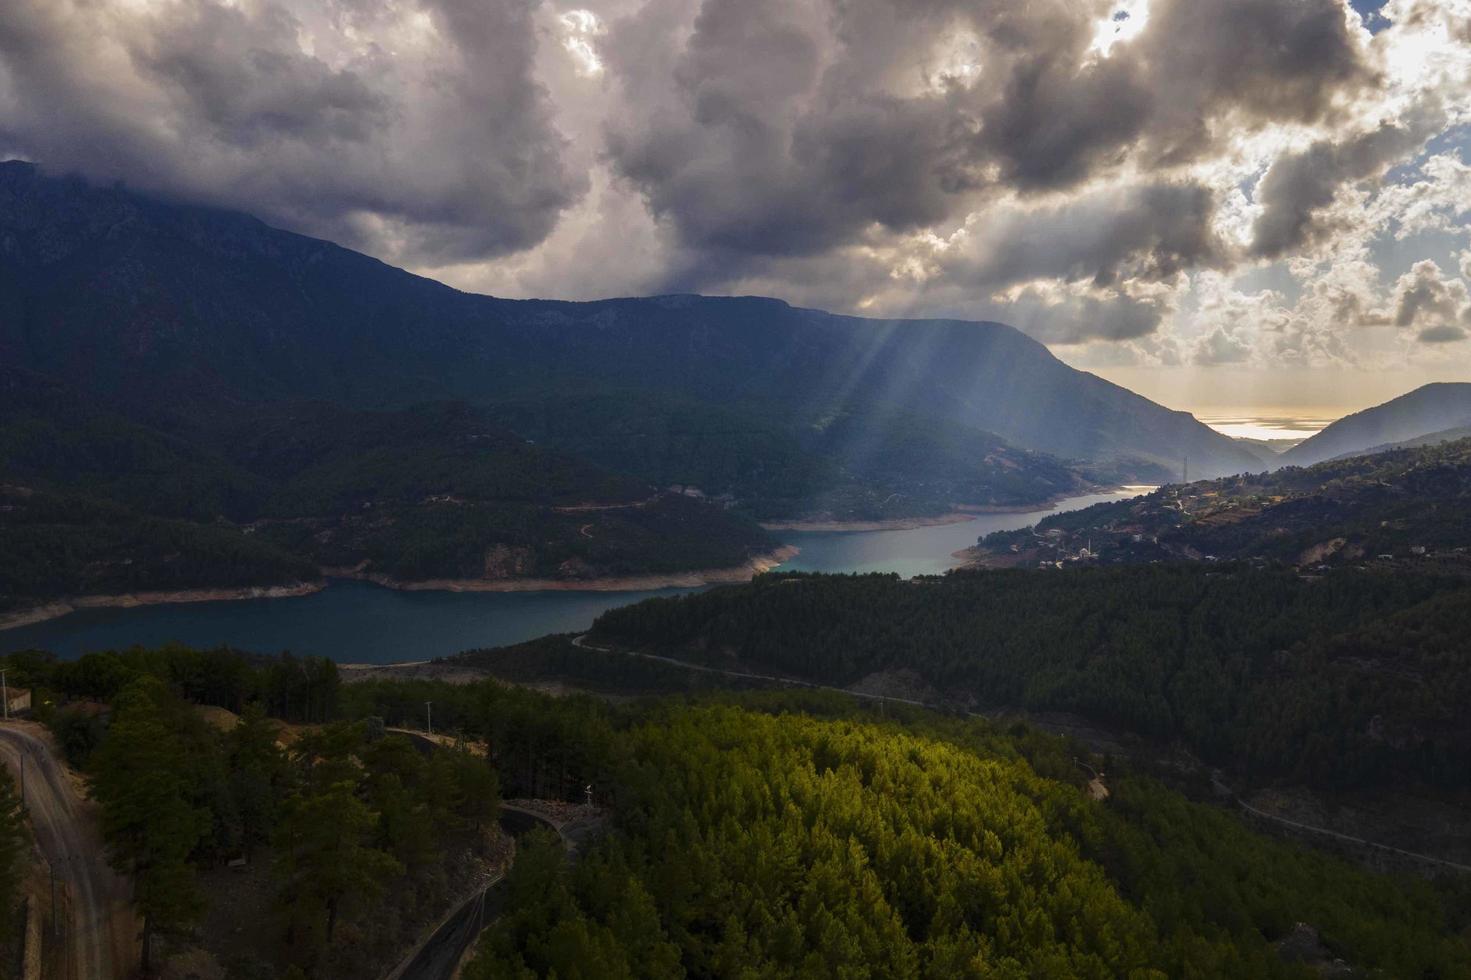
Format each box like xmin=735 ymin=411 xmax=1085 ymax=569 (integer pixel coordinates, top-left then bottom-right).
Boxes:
xmin=89 ymin=677 xmax=209 ymax=973
xmin=273 ymin=780 xmax=401 ymax=947
xmin=227 ymin=702 xmax=287 ymax=859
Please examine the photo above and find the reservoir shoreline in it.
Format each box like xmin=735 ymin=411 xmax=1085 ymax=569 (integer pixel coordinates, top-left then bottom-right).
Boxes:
xmin=324 ymin=545 xmax=799 ymax=594
xmin=0 ymin=547 xmax=800 ymax=633
xmin=3 ymin=490 xmax=1141 ymax=661
xmin=0 ymin=583 xmax=327 ymax=632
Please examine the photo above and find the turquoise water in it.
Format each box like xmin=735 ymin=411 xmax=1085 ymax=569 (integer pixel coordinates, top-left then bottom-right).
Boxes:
xmin=2 ymin=491 xmax=1135 ymax=663
xmin=780 ymin=490 xmax=1131 ymax=578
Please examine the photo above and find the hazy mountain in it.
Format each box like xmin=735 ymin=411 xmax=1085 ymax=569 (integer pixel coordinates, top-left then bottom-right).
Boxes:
xmin=0 ymin=161 xmax=1258 ymax=482
xmin=1325 ymin=424 xmax=1471 ymax=462
xmin=1233 ymin=439 xmax=1275 ymax=465
xmin=1232 ymin=436 xmax=1302 ymax=465
xmin=1282 ymin=383 xmax=1471 ymax=466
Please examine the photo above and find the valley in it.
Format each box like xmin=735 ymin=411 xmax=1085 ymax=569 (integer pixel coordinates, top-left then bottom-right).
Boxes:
xmin=0 ymin=163 xmax=1262 ymax=625
xmin=1 ymin=165 xmax=1470 ymax=980
xmin=1 ymin=491 xmax=1137 ymax=660
xmin=4 ymin=3 xmax=1471 ymax=976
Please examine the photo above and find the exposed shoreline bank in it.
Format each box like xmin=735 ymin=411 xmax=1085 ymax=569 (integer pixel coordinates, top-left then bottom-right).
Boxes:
xmin=0 ymin=582 xmax=328 ymax=632
xmin=327 ymin=545 xmax=800 ymax=594
xmin=760 ymin=514 xmax=977 ymax=532
xmin=1 ymin=547 xmax=801 ymax=632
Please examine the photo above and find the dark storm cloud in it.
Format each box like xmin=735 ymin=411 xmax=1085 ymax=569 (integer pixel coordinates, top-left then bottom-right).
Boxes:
xmin=977 ymin=52 xmax=1149 ymax=190
xmin=954 ymin=0 xmax=1374 ymax=186
xmin=135 ymin=3 xmax=389 ymax=147
xmin=1249 ymin=116 xmax=1435 ymax=259
xmin=1135 ymin=0 xmax=1376 ymax=162
xmin=0 ymin=0 xmax=582 ymax=265
xmin=600 ymin=0 xmax=1375 ymax=284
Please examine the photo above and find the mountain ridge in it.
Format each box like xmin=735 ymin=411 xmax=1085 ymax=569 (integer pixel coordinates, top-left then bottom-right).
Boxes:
xmin=1283 ymin=382 xmax=1471 ymax=466
xmin=0 ymin=160 xmax=1259 ymax=481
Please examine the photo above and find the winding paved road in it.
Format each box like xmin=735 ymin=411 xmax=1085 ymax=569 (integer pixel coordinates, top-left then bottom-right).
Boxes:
xmin=0 ymin=723 xmax=133 ymax=979
xmin=1234 ymin=794 xmax=1471 ymax=874
xmin=571 ymin=632 xmax=933 ymax=706
xmin=387 ymin=808 xmax=558 ymax=980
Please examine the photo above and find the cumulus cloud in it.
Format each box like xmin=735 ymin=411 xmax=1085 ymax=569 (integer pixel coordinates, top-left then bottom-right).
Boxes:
xmin=1193 ymin=327 xmax=1255 ymax=365
xmin=598 ymin=0 xmax=1376 ymax=262
xmin=1249 ymin=115 xmax=1435 ymax=258
xmin=1393 ymin=259 xmax=1471 ymax=342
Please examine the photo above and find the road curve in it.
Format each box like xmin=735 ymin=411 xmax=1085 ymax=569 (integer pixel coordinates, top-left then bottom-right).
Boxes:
xmin=571 ymin=633 xmax=932 ymax=706
xmin=1234 ymin=795 xmax=1471 ymax=874
xmin=0 ymin=723 xmax=134 ymax=980
xmin=389 ymin=809 xmax=558 ymax=980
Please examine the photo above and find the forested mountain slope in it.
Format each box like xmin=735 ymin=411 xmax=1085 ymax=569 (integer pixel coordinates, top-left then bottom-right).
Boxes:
xmin=974 ymin=437 xmax=1471 ymax=569
xmin=0 ymin=389 xmax=775 ymax=613
xmin=592 ymin=565 xmax=1471 ymax=796
xmin=11 ymin=645 xmax=1467 ymax=979
xmin=0 ymin=483 xmax=318 ymax=607
xmin=469 ymin=702 xmax=1469 ymax=979
xmin=0 ymin=161 xmax=1256 ymax=483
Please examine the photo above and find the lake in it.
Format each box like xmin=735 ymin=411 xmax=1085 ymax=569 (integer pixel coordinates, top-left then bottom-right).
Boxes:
xmin=2 ymin=490 xmax=1138 ymax=663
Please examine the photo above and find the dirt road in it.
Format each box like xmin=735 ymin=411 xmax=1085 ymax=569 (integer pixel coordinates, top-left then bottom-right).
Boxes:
xmin=0 ymin=723 xmax=134 ymax=979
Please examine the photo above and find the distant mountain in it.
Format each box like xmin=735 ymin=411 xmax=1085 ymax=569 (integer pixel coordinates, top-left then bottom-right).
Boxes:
xmin=0 ymin=161 xmax=1257 ymax=485
xmin=1232 ymin=436 xmax=1302 ymax=465
xmin=1282 ymin=383 xmax=1471 ymax=466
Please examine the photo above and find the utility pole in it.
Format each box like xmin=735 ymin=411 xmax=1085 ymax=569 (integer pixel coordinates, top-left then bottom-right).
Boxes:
xmin=1 ymin=668 xmax=9 ymax=720
xmin=425 ymin=701 xmax=433 ymax=737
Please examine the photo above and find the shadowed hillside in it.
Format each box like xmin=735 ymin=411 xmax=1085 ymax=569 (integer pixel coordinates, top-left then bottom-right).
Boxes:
xmin=0 ymin=161 xmax=1257 ymax=483
xmin=1284 ymin=383 xmax=1471 ymax=466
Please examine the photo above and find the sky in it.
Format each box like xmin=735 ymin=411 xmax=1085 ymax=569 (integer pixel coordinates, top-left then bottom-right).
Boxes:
xmin=1 ymin=0 xmax=1469 ymax=417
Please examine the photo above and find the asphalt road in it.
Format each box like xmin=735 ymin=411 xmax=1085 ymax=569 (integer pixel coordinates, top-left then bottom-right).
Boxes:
xmin=0 ymin=724 xmax=133 ymax=980
xmin=391 ymin=810 xmax=553 ymax=980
